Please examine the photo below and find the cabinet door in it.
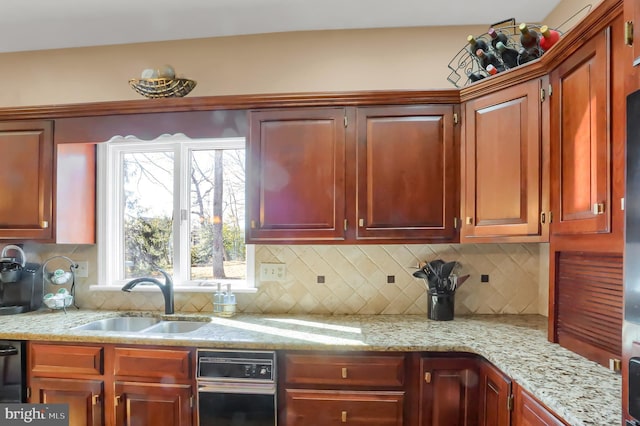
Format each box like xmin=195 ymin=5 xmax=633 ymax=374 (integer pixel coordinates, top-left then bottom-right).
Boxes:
xmin=513 ymin=384 xmax=567 ymax=426
xmin=114 ymin=382 xmax=193 ymax=426
xmin=478 ymin=361 xmax=512 ymax=426
xmin=0 ymin=120 xmax=53 ymax=240
xmin=355 ymin=105 xmax=458 ymax=241
xmin=462 ymin=79 xmax=546 ymax=242
xmin=30 ymin=377 xmax=104 ymax=426
xmin=419 ymin=357 xmax=479 ymax=426
xmin=286 ymin=389 xmax=404 ymax=426
xmin=247 ymin=108 xmax=346 ymax=242
xmin=550 ymin=29 xmax=609 ymax=236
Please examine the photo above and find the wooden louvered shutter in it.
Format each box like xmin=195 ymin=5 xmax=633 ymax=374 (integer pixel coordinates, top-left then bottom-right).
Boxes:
xmin=555 ymin=251 xmax=622 ymax=364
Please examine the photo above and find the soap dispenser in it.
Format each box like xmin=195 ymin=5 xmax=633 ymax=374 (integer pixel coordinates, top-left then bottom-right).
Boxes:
xmin=222 ymin=283 xmax=236 ymax=317
xmin=213 ymin=282 xmax=223 ymax=314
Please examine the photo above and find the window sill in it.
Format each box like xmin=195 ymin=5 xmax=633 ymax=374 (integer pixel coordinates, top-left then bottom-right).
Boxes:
xmin=88 ymin=284 xmax=258 ymax=294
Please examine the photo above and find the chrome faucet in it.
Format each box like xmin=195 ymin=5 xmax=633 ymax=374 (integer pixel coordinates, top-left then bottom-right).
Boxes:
xmin=121 ymin=269 xmax=174 ymax=315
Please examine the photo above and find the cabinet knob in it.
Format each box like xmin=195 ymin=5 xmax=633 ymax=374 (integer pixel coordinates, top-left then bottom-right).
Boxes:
xmin=250 ymin=220 xmax=256 ymax=229
xmin=358 ymin=219 xmax=364 ymax=227
xmin=341 ymin=367 xmax=348 ymax=379
xmin=92 ymin=394 xmax=100 ymax=405
xmin=41 ymin=221 xmax=49 ymax=229
xmin=341 ymin=411 xmax=347 ymax=423
xmin=465 ymin=217 xmax=473 ymax=225
xmin=115 ymin=395 xmax=121 ymax=406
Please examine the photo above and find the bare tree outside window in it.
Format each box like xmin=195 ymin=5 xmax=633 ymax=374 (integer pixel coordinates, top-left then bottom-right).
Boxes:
xmin=116 ymin=140 xmax=245 ymax=283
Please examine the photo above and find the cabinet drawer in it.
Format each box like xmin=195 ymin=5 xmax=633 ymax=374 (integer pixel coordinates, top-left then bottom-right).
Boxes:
xmin=30 ymin=343 xmax=103 ymax=376
xmin=113 ymin=347 xmax=192 ymax=380
xmin=286 ymin=389 xmax=403 ymax=426
xmin=284 ymin=353 xmax=405 ymax=387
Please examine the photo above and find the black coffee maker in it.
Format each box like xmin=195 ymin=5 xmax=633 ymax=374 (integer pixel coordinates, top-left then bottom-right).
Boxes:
xmin=0 ymin=263 xmax=42 ymax=315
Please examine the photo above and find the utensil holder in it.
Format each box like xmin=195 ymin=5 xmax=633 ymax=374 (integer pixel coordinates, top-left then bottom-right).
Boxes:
xmin=427 ymin=292 xmax=455 ymax=321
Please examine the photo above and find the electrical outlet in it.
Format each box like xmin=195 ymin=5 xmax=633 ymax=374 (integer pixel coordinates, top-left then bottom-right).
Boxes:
xmin=75 ymin=261 xmax=89 ymax=278
xmin=260 ymin=263 xmax=286 ymax=282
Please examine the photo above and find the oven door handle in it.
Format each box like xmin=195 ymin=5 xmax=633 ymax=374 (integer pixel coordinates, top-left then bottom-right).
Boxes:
xmin=198 ymin=383 xmax=276 ymax=395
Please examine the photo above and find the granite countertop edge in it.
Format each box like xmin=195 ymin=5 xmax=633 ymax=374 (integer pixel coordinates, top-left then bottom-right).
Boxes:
xmin=0 ymin=310 xmax=621 ymax=426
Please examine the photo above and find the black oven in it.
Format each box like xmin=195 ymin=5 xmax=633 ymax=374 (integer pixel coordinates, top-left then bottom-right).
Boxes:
xmin=196 ymin=349 xmax=276 ymax=426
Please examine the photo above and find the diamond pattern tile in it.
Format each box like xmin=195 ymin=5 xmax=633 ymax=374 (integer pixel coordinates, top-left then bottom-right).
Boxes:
xmin=30 ymin=242 xmax=544 ymax=316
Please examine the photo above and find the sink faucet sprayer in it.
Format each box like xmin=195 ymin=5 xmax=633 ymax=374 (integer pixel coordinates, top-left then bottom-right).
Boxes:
xmin=121 ymin=269 xmax=174 ymax=315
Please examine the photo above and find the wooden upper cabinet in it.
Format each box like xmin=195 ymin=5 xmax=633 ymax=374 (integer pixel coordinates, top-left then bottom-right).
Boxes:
xmin=625 ymin=0 xmax=640 ymax=94
xmin=0 ymin=120 xmax=54 ymax=240
xmin=550 ymin=28 xmax=610 ymax=236
xmin=247 ymin=108 xmax=346 ymax=242
xmin=247 ymin=105 xmax=458 ymax=244
xmin=355 ymin=105 xmax=458 ymax=242
xmin=462 ymin=79 xmax=547 ymax=242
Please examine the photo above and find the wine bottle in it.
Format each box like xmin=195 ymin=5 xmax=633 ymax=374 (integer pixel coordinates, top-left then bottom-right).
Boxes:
xmin=496 ymin=41 xmax=519 ymax=69
xmin=476 ymin=49 xmax=505 ymax=72
xmin=539 ymin=25 xmax=561 ymax=51
xmin=488 ymin=28 xmax=509 ymax=50
xmin=486 ymin=64 xmax=499 ymax=75
xmin=467 ymin=71 xmax=486 ymax=82
xmin=467 ymin=35 xmax=489 ymax=54
xmin=517 ymin=46 xmax=538 ymax=65
xmin=518 ymin=23 xmax=540 ymax=50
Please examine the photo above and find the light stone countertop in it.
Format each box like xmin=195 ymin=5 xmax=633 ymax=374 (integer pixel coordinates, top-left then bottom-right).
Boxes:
xmin=0 ymin=309 xmax=621 ymax=426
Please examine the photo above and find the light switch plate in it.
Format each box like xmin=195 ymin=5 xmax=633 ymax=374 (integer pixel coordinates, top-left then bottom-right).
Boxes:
xmin=260 ymin=263 xmax=286 ymax=282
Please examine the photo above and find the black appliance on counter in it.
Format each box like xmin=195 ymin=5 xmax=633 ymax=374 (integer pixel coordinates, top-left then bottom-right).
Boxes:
xmin=197 ymin=349 xmax=276 ymax=426
xmin=0 ymin=340 xmax=25 ymax=402
xmin=0 ymin=262 xmax=42 ymax=315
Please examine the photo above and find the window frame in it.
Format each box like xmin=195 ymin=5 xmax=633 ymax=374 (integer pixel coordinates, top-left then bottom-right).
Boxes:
xmin=96 ymin=134 xmax=253 ymax=290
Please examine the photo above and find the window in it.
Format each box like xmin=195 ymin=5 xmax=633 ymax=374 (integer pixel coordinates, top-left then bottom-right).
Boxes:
xmin=97 ymin=134 xmax=252 ymax=289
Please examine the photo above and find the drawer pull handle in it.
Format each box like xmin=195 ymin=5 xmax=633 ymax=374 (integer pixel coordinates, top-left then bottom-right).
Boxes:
xmin=341 ymin=411 xmax=347 ymax=422
xmin=593 ymin=203 xmax=605 ymax=215
xmin=341 ymin=367 xmax=348 ymax=379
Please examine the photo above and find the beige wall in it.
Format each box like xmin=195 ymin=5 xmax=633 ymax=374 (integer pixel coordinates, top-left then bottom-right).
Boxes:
xmin=0 ymin=0 xmax=596 ymax=107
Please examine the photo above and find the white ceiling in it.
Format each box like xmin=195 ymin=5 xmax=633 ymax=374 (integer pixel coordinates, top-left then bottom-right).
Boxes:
xmin=1 ymin=0 xmax=562 ymax=53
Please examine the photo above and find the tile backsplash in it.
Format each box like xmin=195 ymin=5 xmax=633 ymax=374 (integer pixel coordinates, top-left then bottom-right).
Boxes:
xmin=24 ymin=242 xmax=547 ymax=316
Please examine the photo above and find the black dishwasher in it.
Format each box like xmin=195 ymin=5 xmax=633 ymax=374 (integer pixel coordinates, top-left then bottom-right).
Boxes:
xmin=0 ymin=340 xmax=25 ymax=402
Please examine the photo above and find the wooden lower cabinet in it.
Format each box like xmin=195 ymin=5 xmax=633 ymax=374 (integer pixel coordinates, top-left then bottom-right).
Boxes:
xmin=114 ymin=382 xmax=193 ymax=426
xmin=282 ymin=352 xmax=406 ymax=426
xmin=513 ymin=384 xmax=567 ymax=426
xmin=478 ymin=361 xmax=512 ymax=426
xmin=285 ymin=389 xmax=404 ymax=426
xmin=28 ymin=342 xmax=195 ymax=426
xmin=419 ymin=356 xmax=479 ymax=426
xmin=30 ymin=377 xmax=104 ymax=426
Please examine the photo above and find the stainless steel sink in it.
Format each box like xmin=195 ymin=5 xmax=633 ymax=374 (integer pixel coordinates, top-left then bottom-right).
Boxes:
xmin=72 ymin=316 xmax=160 ymax=332
xmin=141 ymin=321 xmax=206 ymax=334
xmin=72 ymin=316 xmax=208 ymax=334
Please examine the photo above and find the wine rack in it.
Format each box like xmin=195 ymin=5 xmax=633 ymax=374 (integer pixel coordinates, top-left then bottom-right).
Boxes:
xmin=446 ymin=6 xmax=592 ymax=88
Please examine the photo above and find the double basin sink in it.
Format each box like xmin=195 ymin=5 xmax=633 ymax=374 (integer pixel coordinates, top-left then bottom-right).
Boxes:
xmin=72 ymin=316 xmax=208 ymax=334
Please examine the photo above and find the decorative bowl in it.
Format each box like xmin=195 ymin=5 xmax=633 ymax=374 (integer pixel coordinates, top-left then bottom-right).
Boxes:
xmin=128 ymin=78 xmax=197 ymax=98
